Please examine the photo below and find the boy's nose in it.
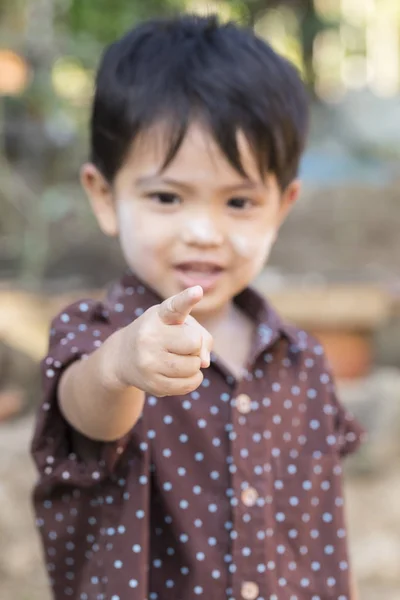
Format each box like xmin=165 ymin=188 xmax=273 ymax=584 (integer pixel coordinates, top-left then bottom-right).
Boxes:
xmin=182 ymin=217 xmax=224 ymax=247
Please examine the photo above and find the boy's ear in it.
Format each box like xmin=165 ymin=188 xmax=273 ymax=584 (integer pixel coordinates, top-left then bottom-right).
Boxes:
xmin=277 ymin=178 xmax=302 ymax=227
xmin=80 ymin=163 xmax=119 ymax=237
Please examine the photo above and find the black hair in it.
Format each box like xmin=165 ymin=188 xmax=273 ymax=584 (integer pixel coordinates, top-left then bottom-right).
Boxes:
xmin=91 ymin=14 xmax=309 ymax=190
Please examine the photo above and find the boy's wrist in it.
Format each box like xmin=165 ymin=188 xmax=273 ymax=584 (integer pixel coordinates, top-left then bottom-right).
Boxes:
xmin=98 ymin=329 xmax=132 ymax=394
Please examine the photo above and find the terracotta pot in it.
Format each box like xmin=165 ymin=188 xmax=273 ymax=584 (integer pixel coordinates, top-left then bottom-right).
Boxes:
xmin=310 ymin=329 xmax=372 ymax=381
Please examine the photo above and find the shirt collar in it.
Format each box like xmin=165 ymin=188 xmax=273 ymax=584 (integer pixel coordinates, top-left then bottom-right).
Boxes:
xmin=234 ymin=286 xmax=299 ymax=359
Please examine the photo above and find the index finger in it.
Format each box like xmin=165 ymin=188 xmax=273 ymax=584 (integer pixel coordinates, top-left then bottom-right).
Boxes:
xmin=158 ymin=286 xmax=203 ymax=325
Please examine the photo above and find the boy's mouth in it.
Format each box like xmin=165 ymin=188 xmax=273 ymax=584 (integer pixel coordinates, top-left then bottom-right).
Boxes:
xmin=173 ymin=262 xmax=225 ymax=292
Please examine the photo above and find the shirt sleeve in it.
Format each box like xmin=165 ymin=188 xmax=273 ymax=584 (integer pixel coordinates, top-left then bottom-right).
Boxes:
xmin=320 ymin=353 xmax=367 ymax=458
xmin=31 ymin=299 xmax=133 ymax=489
xmin=331 ymin=387 xmax=366 ymax=458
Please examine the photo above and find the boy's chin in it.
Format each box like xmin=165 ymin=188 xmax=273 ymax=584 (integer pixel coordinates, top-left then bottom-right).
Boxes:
xmin=190 ymin=289 xmax=236 ymax=317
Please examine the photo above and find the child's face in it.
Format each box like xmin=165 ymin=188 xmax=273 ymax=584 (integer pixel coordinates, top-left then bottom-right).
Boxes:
xmin=82 ymin=123 xmax=300 ymax=318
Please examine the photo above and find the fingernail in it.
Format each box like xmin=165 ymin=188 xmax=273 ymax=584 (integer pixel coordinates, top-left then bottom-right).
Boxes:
xmin=189 ymin=285 xmax=203 ymax=298
xmin=201 ymin=353 xmax=210 ymax=368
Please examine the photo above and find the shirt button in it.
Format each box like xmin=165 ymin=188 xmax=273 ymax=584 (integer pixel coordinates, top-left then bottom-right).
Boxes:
xmin=236 ymin=393 xmax=252 ymax=414
xmin=241 ymin=581 xmax=259 ymax=600
xmin=241 ymin=487 xmax=259 ymax=507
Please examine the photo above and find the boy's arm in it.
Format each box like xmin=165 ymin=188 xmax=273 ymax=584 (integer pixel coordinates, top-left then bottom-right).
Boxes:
xmin=59 ymin=286 xmax=211 ymax=443
xmin=59 ymin=328 xmax=145 ymax=442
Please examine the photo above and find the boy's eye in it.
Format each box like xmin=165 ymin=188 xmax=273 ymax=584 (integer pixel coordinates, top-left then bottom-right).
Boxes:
xmin=150 ymin=192 xmax=181 ymax=205
xmin=227 ymin=197 xmax=251 ymax=210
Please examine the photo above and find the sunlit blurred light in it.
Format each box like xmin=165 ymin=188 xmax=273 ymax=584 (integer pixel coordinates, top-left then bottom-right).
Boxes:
xmin=0 ymin=49 xmax=30 ymax=96
xmin=314 ymin=29 xmax=343 ymax=68
xmin=340 ymin=23 xmax=366 ymax=53
xmin=314 ymin=0 xmax=341 ymax=21
xmin=52 ymin=57 xmax=93 ymax=103
xmin=367 ymin=12 xmax=399 ymax=97
xmin=315 ymin=77 xmax=346 ymax=103
xmin=187 ymin=0 xmax=238 ymax=20
xmin=313 ymin=29 xmax=345 ymax=101
xmin=341 ymin=0 xmax=375 ymax=26
xmin=255 ymin=8 xmax=304 ymax=74
xmin=341 ymin=55 xmax=370 ymax=89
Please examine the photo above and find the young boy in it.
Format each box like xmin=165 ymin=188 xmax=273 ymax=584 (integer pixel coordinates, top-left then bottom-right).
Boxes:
xmin=31 ymin=14 xmax=364 ymax=600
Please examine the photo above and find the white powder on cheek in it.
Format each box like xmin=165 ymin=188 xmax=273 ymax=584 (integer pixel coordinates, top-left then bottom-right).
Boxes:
xmin=116 ymin=199 xmax=154 ymax=268
xmin=230 ymin=230 xmax=276 ymax=259
xmin=229 ymin=234 xmax=253 ymax=258
xmin=116 ymin=200 xmax=135 ymax=260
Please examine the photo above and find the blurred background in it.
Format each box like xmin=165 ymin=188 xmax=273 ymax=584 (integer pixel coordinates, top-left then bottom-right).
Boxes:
xmin=0 ymin=1 xmax=399 ymax=599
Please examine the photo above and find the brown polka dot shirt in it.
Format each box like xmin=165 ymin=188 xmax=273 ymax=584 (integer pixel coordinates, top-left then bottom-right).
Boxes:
xmin=31 ymin=272 xmax=365 ymax=600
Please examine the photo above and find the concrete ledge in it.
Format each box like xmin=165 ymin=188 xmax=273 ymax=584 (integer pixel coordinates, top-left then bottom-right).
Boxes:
xmin=259 ymin=284 xmax=392 ymax=331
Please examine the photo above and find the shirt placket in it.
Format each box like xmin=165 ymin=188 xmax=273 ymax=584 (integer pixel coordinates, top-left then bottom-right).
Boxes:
xmin=229 ymin=373 xmax=271 ymax=600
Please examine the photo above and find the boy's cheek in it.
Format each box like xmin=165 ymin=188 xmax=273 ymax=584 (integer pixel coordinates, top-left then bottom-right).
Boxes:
xmin=230 ymin=229 xmax=276 ymax=261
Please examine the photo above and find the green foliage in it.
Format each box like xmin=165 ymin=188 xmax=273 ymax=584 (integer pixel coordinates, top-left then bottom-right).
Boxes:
xmin=67 ymin=0 xmax=185 ymax=45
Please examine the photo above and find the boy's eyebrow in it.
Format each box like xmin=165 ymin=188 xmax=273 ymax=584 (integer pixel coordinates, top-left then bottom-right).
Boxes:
xmin=135 ymin=175 xmax=262 ymax=193
xmin=135 ymin=176 xmax=193 ymax=192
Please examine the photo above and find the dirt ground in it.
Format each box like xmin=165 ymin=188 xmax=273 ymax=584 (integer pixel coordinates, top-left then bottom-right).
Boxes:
xmin=0 ymin=415 xmax=399 ymax=600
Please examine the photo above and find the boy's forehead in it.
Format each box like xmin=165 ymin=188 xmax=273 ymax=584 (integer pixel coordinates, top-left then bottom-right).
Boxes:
xmin=127 ymin=121 xmax=266 ymax=187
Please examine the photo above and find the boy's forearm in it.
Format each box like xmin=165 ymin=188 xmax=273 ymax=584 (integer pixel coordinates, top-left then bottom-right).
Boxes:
xmin=59 ymin=330 xmax=145 ymax=442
